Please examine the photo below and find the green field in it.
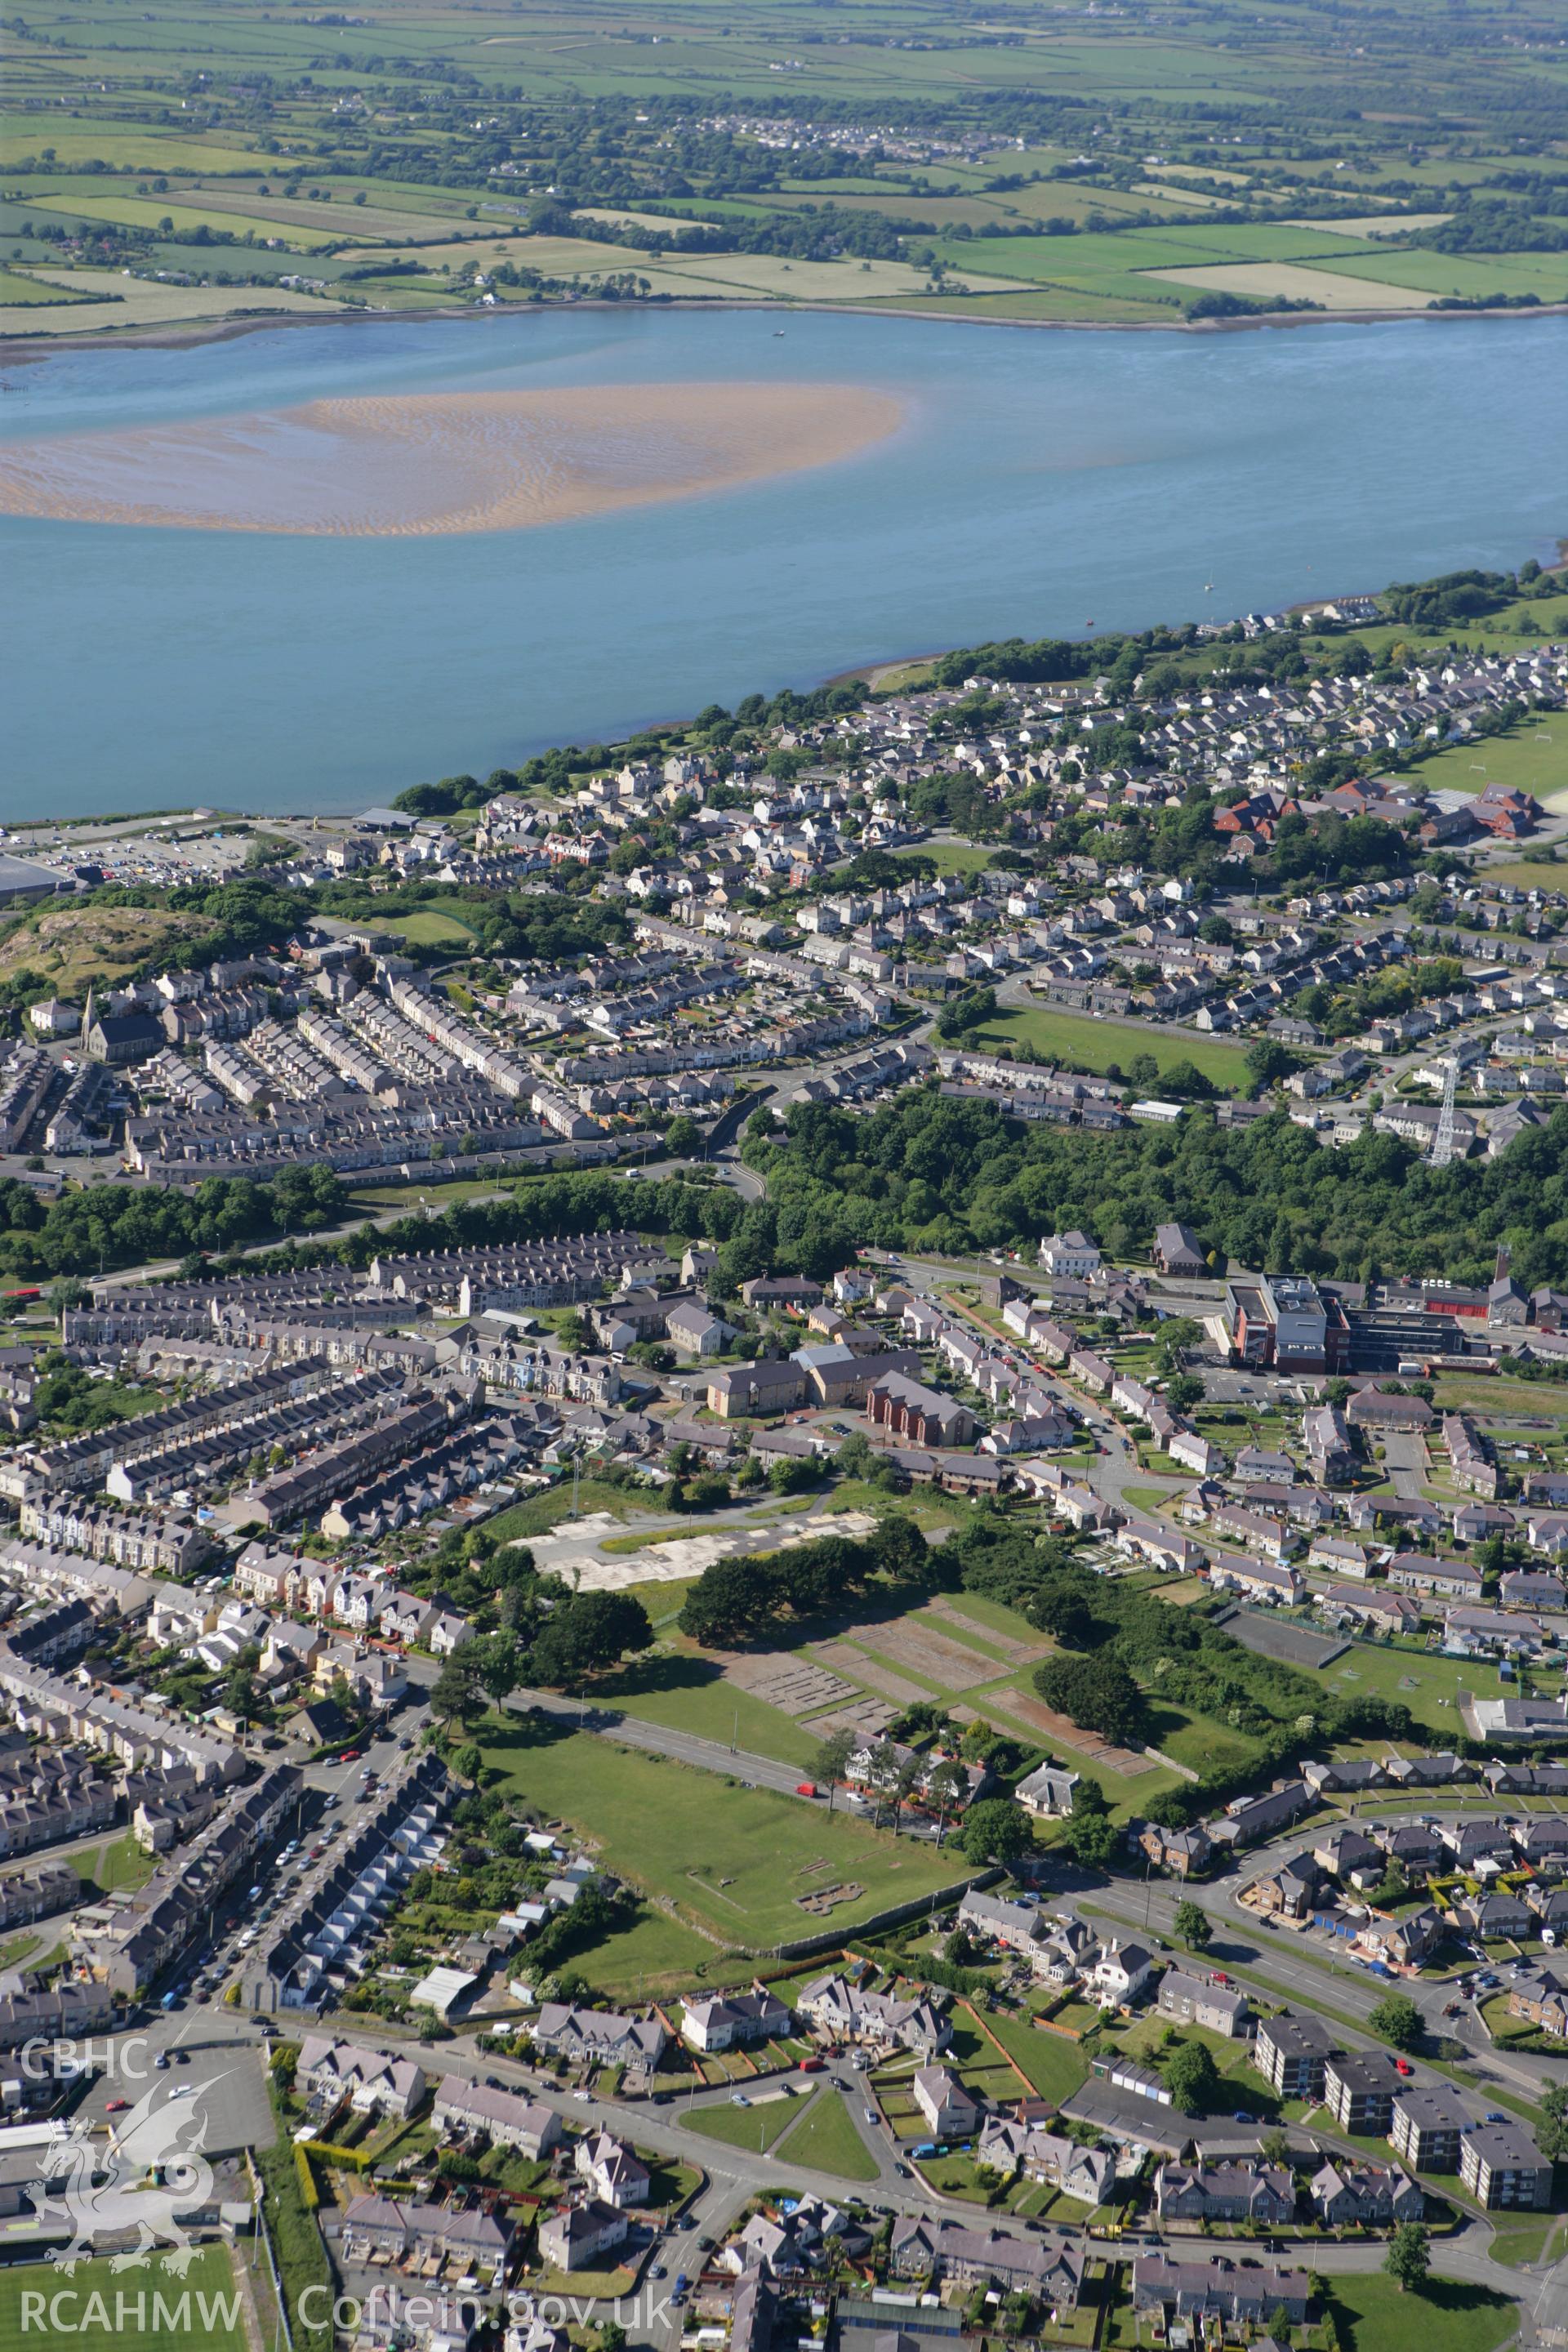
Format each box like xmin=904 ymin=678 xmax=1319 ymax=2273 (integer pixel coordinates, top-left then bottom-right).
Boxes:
xmin=1409 ymin=720 xmax=1568 ymax=812
xmin=32 ymin=193 xmax=342 ymax=249
xmin=483 ymin=1480 xmax=644 ymax=1541
xmin=970 ymin=1005 xmax=1253 ymax=1092
xmin=572 ymin=1904 xmax=718 ymax=1999
xmin=374 ymin=910 xmax=480 ymax=947
xmin=1319 ymin=2273 xmax=1518 ymax=2352
xmin=978 ymin=2007 xmax=1091 ymax=2106
xmin=595 ymin=1654 xmax=821 ymax=1771
xmin=773 ymin=2089 xmax=880 ymax=2180
xmin=684 ymin=2091 xmax=805 ymax=2154
xmin=0 ymin=2249 xmax=246 ymax=2352
xmin=1321 ymin=1635 xmax=1546 ymax=1733
xmin=481 ymin=1715 xmax=963 ymax=1946
xmin=0 ymin=265 xmax=88 ymax=304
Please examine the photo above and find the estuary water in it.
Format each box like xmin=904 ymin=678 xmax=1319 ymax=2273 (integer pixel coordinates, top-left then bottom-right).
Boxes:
xmin=2 ymin=305 xmax=1566 ymax=819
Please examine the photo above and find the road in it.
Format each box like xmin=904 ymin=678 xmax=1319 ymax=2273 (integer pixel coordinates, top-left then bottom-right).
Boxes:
xmin=86 ymin=1998 xmax=1543 ymax=2345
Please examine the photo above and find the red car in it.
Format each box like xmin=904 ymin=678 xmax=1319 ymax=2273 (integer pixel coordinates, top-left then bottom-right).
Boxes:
xmin=1395 ymin=2057 xmax=1413 ymax=2076
xmin=105 ymin=2099 xmax=129 ymax=2114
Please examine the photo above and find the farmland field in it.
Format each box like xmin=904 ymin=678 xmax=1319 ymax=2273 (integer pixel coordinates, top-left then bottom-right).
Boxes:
xmin=29 ymin=194 xmax=343 ymax=249
xmin=1147 ymin=263 xmax=1432 ymax=310
xmin=0 ymin=268 xmax=349 ymax=336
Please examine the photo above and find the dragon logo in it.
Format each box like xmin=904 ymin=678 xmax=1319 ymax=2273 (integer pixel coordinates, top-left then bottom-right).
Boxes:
xmin=29 ymin=2078 xmax=223 ymax=2274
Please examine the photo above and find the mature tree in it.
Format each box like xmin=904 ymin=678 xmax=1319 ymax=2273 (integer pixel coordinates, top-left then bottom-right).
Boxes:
xmin=867 ymin=1513 xmax=929 ymax=1579
xmin=1174 ymin=1900 xmax=1213 ymax=1952
xmin=960 ymin=1797 xmax=1032 ymax=1869
xmin=1164 ymin=2040 xmax=1219 ymax=2116
xmin=678 ymin=1557 xmax=778 ymax=1646
xmin=926 ymin=1756 xmax=971 ymax=1846
xmin=431 ymin=1646 xmax=489 ymax=1729
xmin=1027 ymin=1577 xmax=1099 ymax=1648
xmin=891 ymin=1748 xmax=925 ymax=1838
xmin=1538 ymin=2082 xmax=1568 ymax=2163
xmin=1369 ymin=1993 xmax=1423 ymax=2053
xmin=664 ymin=1115 xmax=702 ymax=1159
xmin=474 ymin=1631 xmax=521 ymax=1703
xmin=1259 ymin=2128 xmax=1293 ymax=2170
xmin=453 ymin=1741 xmax=483 ymax=1786
xmin=768 ymin=1454 xmax=817 ymax=1494
xmin=528 ymin=1592 xmax=652 ymax=1690
xmin=1062 ymin=1809 xmax=1119 ymax=1870
xmin=1384 ymin=2221 xmax=1431 ymax=2294
xmin=1033 ymin=1654 xmax=1143 ymax=1746
xmin=813 ymin=1726 xmax=857 ymax=1813
xmin=1165 ymin=1372 xmax=1205 ymax=1414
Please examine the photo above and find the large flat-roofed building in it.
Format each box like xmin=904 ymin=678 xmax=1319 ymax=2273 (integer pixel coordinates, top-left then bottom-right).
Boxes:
xmin=1255 ymin=2011 xmax=1336 ymax=2100
xmin=1225 ymin=1273 xmax=1348 ymax=1374
xmin=1460 ymin=2123 xmax=1553 ymax=2210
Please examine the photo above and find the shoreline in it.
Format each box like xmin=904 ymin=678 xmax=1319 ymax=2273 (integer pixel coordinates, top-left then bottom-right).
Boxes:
xmin=4 ymin=288 xmax=1568 ymax=361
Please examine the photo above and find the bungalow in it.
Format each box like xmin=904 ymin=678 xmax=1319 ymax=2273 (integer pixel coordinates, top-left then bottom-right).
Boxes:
xmin=1348 ymin=1388 xmax=1434 ymax=1433
xmin=1387 ymin=1553 xmax=1483 ymax=1599
xmin=1013 ymin=1759 xmax=1081 ymax=1819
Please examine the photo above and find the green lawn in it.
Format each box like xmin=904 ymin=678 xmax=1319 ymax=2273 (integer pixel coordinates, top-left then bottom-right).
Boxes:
xmin=1319 ymin=1637 xmax=1526 ymax=1734
xmin=566 ymin=1904 xmax=715 ymax=2001
xmin=481 ymin=1716 xmax=963 ymax=1946
xmin=483 ymin=1479 xmax=648 ymax=1541
xmin=375 ymin=909 xmax=479 ymax=947
xmin=974 ymin=2008 xmax=1091 ymax=2105
xmin=773 ymin=2089 xmax=881 ymax=2180
xmin=684 ymin=2092 xmax=804 ymax=2153
xmin=891 ymin=841 xmax=995 ymax=876
xmin=0 ymin=2249 xmax=246 ymax=2352
xmin=89 ymin=1830 xmax=155 ymax=1893
xmin=594 ymin=1654 xmax=820 ymax=1771
xmin=1320 ymin=2272 xmax=1518 ymax=2352
xmin=1408 ymin=718 xmax=1568 ymax=809
xmin=969 ymin=1005 xmax=1252 ymax=1092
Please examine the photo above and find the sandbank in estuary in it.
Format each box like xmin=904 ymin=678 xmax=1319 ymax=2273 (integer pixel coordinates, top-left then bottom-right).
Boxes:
xmin=0 ymin=377 xmax=904 ymax=536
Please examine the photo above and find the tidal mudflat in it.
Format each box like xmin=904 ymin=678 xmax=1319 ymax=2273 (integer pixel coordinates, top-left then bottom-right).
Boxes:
xmin=0 ymin=378 xmax=903 ymax=536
